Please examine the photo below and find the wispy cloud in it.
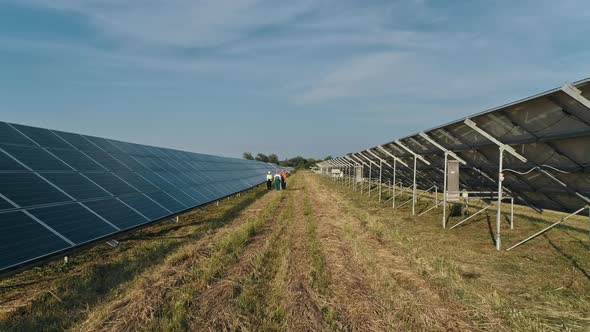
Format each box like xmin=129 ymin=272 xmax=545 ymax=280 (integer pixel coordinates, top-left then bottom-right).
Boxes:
xmin=2 ymin=0 xmax=590 ymax=157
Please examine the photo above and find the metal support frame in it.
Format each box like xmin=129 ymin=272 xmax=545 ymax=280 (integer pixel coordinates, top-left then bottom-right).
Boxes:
xmin=344 ymin=155 xmax=361 ymax=191
xmin=366 ymin=148 xmax=395 ymax=203
xmin=449 ymin=202 xmax=494 ymax=230
xmin=464 ymin=118 xmax=527 ymax=250
xmin=394 ymin=140 xmax=431 ymax=216
xmin=419 ymin=132 xmax=467 ymax=228
xmin=417 ymin=186 xmax=441 ymax=216
xmin=349 ymin=154 xmax=369 ymax=194
xmin=561 ymin=83 xmax=590 ymax=110
xmin=507 ymin=205 xmax=590 ymax=251
xmin=356 ymin=153 xmax=379 ymax=197
xmin=376 ymin=145 xmax=410 ymax=208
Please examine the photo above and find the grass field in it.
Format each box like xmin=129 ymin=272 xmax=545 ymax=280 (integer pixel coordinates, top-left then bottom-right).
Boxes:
xmin=0 ymin=171 xmax=589 ymax=331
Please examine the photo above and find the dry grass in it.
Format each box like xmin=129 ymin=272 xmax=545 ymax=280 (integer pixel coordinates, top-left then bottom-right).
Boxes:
xmin=2 ymin=171 xmax=588 ymax=331
xmin=322 ymin=174 xmax=590 ymax=331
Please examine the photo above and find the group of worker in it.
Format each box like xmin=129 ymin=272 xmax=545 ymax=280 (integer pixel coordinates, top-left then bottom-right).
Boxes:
xmin=266 ymin=169 xmax=287 ymax=191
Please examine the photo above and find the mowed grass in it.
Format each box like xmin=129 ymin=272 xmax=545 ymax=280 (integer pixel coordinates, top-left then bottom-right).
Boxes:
xmin=323 ymin=176 xmax=590 ymax=331
xmin=0 ymin=186 xmax=268 ymax=332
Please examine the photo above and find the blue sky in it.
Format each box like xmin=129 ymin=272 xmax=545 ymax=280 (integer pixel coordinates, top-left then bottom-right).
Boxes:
xmin=1 ymin=0 xmax=589 ymax=159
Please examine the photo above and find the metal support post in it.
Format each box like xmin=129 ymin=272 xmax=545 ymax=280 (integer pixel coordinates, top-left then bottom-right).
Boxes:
xmin=361 ymin=164 xmax=364 ymax=195
xmin=412 ymin=155 xmax=417 ymax=216
xmin=496 ymin=148 xmax=504 ymax=251
xmin=510 ymin=197 xmax=514 ymax=230
xmin=443 ymin=152 xmax=448 ymax=229
xmin=378 ymin=159 xmax=383 ymax=203
xmin=393 ymin=158 xmax=396 ymax=208
xmin=368 ymin=163 xmax=372 ymax=197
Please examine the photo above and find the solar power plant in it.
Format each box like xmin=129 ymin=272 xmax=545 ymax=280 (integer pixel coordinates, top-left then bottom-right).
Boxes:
xmin=319 ymin=78 xmax=590 ymax=250
xmin=0 ymin=122 xmax=277 ymax=275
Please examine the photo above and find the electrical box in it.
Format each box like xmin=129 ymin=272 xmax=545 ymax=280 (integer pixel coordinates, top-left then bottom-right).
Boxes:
xmin=446 ymin=160 xmax=460 ymax=201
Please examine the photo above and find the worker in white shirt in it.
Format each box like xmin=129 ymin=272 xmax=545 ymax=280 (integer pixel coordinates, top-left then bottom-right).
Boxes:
xmin=266 ymin=171 xmax=273 ymax=190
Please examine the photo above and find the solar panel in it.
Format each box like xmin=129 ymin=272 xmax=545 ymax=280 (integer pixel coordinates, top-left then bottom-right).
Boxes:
xmin=28 ymin=203 xmax=118 ymax=244
xmin=83 ymin=198 xmax=147 ymax=230
xmin=145 ymin=191 xmax=186 ymax=213
xmin=0 ymin=173 xmax=72 ymax=207
xmin=0 ymin=144 xmax=72 ymax=171
xmin=118 ymin=194 xmax=170 ymax=220
xmin=47 ymin=148 xmax=105 ymax=171
xmin=10 ymin=124 xmax=72 ymax=149
xmin=0 ymin=121 xmax=276 ymax=275
xmin=41 ymin=172 xmax=111 ymax=200
xmin=0 ymin=211 xmax=71 ymax=271
xmin=322 ymin=78 xmax=590 ymax=250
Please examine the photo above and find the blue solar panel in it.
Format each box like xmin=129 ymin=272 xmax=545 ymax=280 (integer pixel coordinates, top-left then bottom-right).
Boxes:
xmin=111 ymin=154 xmax=149 ymax=171
xmin=0 ymin=144 xmax=72 ymax=171
xmin=42 ymin=172 xmax=110 ymax=200
xmin=83 ymin=172 xmax=138 ymax=196
xmin=0 ymin=197 xmax=15 ymax=210
xmin=114 ymin=172 xmax=159 ymax=193
xmin=157 ymin=171 xmax=187 ymax=187
xmin=0 ymin=173 xmax=72 ymax=207
xmin=164 ymin=188 xmax=197 ymax=206
xmin=145 ymin=191 xmax=186 ymax=212
xmin=84 ymin=198 xmax=147 ymax=230
xmin=0 ymin=122 xmax=35 ymax=146
xmin=54 ymin=131 xmax=102 ymax=151
xmin=0 ymin=149 xmax=27 ymax=171
xmin=0 ymin=121 xmax=274 ymax=275
xmin=83 ymin=150 xmax=130 ymax=171
xmin=47 ymin=148 xmax=105 ymax=171
xmin=118 ymin=194 xmax=170 ymax=220
xmin=140 ymin=171 xmax=175 ymax=189
xmin=83 ymin=136 xmax=123 ymax=153
xmin=29 ymin=203 xmax=117 ymax=244
xmin=0 ymin=211 xmax=71 ymax=270
xmin=10 ymin=124 xmax=72 ymax=149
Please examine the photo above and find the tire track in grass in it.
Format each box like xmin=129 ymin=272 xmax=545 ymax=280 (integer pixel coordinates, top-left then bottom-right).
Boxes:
xmin=76 ymin=190 xmax=283 ymax=332
xmin=188 ymin=185 xmax=294 ymax=331
xmin=303 ymin=173 xmax=394 ymax=331
xmin=310 ymin=174 xmax=477 ymax=331
xmin=149 ymin=191 xmax=287 ymax=331
xmin=283 ymin=180 xmax=331 ymax=331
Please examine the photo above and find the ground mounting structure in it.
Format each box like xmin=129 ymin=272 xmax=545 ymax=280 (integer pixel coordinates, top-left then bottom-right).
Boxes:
xmin=318 ymin=78 xmax=590 ymax=251
xmin=0 ymin=122 xmax=278 ymax=275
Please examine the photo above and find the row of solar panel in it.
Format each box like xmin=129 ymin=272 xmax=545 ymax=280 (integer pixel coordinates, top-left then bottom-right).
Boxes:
xmin=0 ymin=174 xmax=264 ymax=271
xmin=0 ymin=171 xmax=264 ymax=210
xmin=0 ymin=121 xmax=275 ymax=274
xmin=0 ymin=142 xmax=266 ymax=173
xmin=0 ymin=122 xmax=258 ymax=164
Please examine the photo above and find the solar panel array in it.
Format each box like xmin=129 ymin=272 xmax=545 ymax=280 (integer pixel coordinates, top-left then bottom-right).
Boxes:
xmin=0 ymin=122 xmax=276 ymax=275
xmin=322 ymin=78 xmax=590 ymax=214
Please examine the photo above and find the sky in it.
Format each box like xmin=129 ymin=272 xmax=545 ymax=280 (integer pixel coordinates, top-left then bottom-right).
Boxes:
xmin=1 ymin=0 xmax=590 ymax=159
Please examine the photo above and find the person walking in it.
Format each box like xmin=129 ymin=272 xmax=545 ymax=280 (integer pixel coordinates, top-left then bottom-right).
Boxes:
xmin=266 ymin=171 xmax=273 ymax=190
xmin=281 ymin=169 xmax=287 ymax=190
xmin=274 ymin=170 xmax=282 ymax=190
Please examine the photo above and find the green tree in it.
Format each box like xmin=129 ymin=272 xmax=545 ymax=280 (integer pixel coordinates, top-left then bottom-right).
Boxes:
xmin=268 ymin=154 xmax=279 ymax=164
xmin=242 ymin=152 xmax=254 ymax=160
xmin=255 ymin=153 xmax=269 ymax=162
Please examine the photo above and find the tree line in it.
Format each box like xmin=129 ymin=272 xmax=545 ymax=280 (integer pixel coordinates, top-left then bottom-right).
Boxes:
xmin=242 ymin=152 xmax=332 ymax=170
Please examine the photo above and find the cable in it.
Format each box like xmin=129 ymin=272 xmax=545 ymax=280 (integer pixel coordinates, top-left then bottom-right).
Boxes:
xmin=503 ymin=165 xmax=571 ymax=176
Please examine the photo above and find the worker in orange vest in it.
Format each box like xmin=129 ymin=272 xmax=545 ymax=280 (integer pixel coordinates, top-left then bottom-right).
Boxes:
xmin=281 ymin=169 xmax=287 ymax=190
